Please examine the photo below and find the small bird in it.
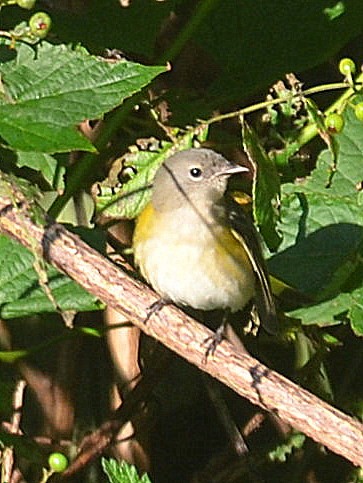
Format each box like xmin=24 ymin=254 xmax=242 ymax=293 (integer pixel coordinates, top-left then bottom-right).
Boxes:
xmin=132 ymin=148 xmax=277 ymax=338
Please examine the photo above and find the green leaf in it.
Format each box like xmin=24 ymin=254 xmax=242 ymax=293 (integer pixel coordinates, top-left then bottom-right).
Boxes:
xmin=95 ymin=126 xmax=209 ymax=219
xmin=270 ymin=100 xmax=363 ymax=292
xmin=289 ymin=287 xmax=363 ymax=335
xmin=242 ymin=120 xmax=281 ymax=250
xmin=299 ymin=103 xmax=363 ymax=198
xmin=0 ymin=235 xmax=102 ymax=319
xmin=350 ymin=290 xmax=363 ymax=336
xmin=269 ymin=103 xmax=363 ymax=333
xmin=96 ymin=142 xmax=169 ymax=220
xmin=102 ymin=458 xmax=152 ymax=483
xmin=17 ymin=151 xmax=65 ymax=190
xmin=0 ymin=42 xmax=166 ymax=153
xmin=268 ymin=432 xmax=306 ymax=463
xmin=268 ymin=192 xmax=363 ymax=297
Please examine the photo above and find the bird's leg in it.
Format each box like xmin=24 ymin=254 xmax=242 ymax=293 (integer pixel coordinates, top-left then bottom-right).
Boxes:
xmin=144 ymin=297 xmax=171 ymax=323
xmin=203 ymin=309 xmax=231 ymax=360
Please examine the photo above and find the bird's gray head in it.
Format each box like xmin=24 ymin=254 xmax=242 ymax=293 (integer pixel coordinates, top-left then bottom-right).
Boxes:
xmin=152 ymin=148 xmax=248 ymax=211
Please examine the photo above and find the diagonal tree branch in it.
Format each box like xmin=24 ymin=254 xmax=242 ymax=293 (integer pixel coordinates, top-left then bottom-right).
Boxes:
xmin=0 ymin=182 xmax=362 ymax=467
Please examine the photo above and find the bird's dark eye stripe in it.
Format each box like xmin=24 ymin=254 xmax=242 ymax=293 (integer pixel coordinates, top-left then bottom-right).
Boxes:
xmin=190 ymin=167 xmax=202 ymax=178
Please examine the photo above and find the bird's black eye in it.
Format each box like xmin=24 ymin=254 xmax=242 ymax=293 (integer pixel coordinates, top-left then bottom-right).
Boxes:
xmin=189 ymin=167 xmax=202 ymax=178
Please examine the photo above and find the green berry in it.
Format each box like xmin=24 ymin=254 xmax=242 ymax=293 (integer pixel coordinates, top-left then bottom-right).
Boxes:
xmin=354 ymin=102 xmax=363 ymax=122
xmin=324 ymin=113 xmax=344 ymax=134
xmin=29 ymin=12 xmax=51 ymax=39
xmin=48 ymin=452 xmax=68 ymax=473
xmin=338 ymin=58 xmax=356 ymax=76
xmin=16 ymin=0 xmax=36 ymax=9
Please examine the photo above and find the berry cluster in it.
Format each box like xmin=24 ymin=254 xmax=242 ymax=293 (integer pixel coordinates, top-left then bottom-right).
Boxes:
xmin=324 ymin=58 xmax=363 ymax=134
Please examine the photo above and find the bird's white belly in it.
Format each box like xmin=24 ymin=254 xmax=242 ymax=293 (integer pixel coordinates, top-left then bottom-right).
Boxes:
xmin=135 ymin=230 xmax=255 ymax=312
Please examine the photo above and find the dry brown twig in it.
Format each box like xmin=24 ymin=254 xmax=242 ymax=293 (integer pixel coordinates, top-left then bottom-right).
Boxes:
xmin=1 ymin=380 xmax=27 ymax=482
xmin=0 ymin=187 xmax=362 ymax=469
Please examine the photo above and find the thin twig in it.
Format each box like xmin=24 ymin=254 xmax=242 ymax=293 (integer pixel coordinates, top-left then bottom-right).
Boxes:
xmin=1 ymin=380 xmax=27 ymax=483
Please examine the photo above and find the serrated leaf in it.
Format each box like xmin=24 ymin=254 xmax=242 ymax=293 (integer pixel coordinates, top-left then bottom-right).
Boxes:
xmin=269 ymin=192 xmax=363 ymax=296
xmin=0 ymin=172 xmax=104 ymax=317
xmin=102 ymin=458 xmax=152 ymax=483
xmin=97 ymin=143 xmax=171 ymax=219
xmin=0 ymin=235 xmax=102 ymax=319
xmin=242 ymin=120 xmax=281 ymax=250
xmin=268 ymin=433 xmax=306 ymax=463
xmin=269 ymin=104 xmax=363 ymax=333
xmin=96 ymin=126 xmax=209 ymax=219
xmin=299 ymin=103 xmax=363 ymax=198
xmin=0 ymin=42 xmax=166 ymax=153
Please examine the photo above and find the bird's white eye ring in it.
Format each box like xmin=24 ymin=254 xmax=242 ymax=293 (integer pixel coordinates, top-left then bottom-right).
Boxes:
xmin=189 ymin=167 xmax=203 ymax=178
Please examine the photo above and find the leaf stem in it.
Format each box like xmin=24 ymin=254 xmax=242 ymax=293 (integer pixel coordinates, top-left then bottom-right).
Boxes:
xmin=0 ymin=30 xmax=12 ymax=39
xmin=205 ymin=82 xmax=354 ymax=125
xmin=296 ymin=73 xmax=363 ymax=147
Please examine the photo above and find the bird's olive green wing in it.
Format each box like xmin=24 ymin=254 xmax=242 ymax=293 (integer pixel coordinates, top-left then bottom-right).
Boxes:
xmin=226 ymin=196 xmax=278 ymax=334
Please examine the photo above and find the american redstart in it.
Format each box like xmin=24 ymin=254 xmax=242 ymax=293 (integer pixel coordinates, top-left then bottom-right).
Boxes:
xmin=132 ymin=148 xmax=277 ymax=335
